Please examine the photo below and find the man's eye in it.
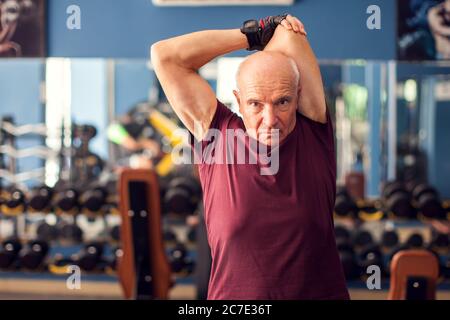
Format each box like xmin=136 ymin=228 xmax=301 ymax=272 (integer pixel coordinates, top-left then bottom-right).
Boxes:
xmin=250 ymin=102 xmax=260 ymax=107
xmin=280 ymin=99 xmax=289 ymax=105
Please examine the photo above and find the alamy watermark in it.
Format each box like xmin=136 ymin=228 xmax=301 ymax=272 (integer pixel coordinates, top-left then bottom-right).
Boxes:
xmin=66 ymin=5 xmax=81 ymax=30
xmin=171 ymin=123 xmax=280 ymax=176
xmin=366 ymin=265 xmax=382 ymax=290
xmin=367 ymin=5 xmax=381 ymax=30
xmin=66 ymin=265 xmax=81 ymax=290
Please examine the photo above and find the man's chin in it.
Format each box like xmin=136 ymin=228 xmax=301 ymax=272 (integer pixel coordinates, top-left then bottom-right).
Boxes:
xmin=257 ymin=134 xmax=282 ymax=147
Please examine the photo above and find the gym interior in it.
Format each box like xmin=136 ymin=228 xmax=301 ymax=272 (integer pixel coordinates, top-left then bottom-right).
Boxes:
xmin=0 ymin=0 xmax=450 ymax=301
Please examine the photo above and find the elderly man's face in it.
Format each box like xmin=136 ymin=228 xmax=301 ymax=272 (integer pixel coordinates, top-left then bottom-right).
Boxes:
xmin=233 ymin=52 xmax=299 ymax=146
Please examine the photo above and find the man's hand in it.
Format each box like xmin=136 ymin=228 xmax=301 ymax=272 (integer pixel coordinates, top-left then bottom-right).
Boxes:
xmin=278 ymin=14 xmax=307 ymax=35
xmin=243 ymin=14 xmax=307 ymax=51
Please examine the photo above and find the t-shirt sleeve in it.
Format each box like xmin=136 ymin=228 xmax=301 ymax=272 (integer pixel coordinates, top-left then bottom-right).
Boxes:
xmin=189 ymin=99 xmax=235 ymax=149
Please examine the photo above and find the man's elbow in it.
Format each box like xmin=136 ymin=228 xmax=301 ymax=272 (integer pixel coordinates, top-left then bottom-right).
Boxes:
xmin=150 ymin=41 xmax=173 ymax=67
xmin=266 ymin=27 xmax=306 ymax=52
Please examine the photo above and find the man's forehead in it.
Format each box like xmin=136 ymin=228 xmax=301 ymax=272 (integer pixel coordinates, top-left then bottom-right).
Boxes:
xmin=240 ymin=75 xmax=296 ymax=93
xmin=237 ymin=53 xmax=299 ymax=89
xmin=242 ymin=86 xmax=295 ymax=102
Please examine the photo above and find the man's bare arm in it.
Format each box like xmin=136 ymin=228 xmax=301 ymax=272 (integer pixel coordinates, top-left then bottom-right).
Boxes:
xmin=264 ymin=18 xmax=327 ymax=123
xmin=151 ymin=30 xmax=248 ymax=140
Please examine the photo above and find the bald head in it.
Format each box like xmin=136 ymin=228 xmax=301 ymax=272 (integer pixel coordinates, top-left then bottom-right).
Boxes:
xmin=236 ymin=51 xmax=300 ymax=92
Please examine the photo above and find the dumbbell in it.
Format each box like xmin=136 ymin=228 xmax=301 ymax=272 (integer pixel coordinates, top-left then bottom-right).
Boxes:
xmin=54 ymin=188 xmax=80 ymax=214
xmin=357 ymin=200 xmax=384 ymax=221
xmin=337 ymin=245 xmax=359 ymax=280
xmin=163 ymin=227 xmax=177 ymax=242
xmin=158 ymin=175 xmax=171 ymax=214
xmin=73 ymin=242 xmax=105 ymax=272
xmin=28 ymin=185 xmax=54 ymax=212
xmin=169 ymin=242 xmax=187 ymax=273
xmin=334 ymin=187 xmax=358 ymax=218
xmin=36 ymin=221 xmax=59 ymax=242
xmin=335 ymin=228 xmax=359 ymax=280
xmin=18 ymin=240 xmax=49 ymax=270
xmin=0 ymin=238 xmax=22 ymax=269
xmin=48 ymin=254 xmax=77 ymax=275
xmin=380 ymin=229 xmax=401 ymax=276
xmin=169 ymin=242 xmax=193 ymax=274
xmin=423 ymin=231 xmax=450 ymax=279
xmin=406 ymin=233 xmax=424 ymax=248
xmin=110 ymin=225 xmax=121 ymax=242
xmin=58 ymin=222 xmax=83 ymax=243
xmin=53 ymin=254 xmax=74 ymax=266
xmin=0 ymin=187 xmax=26 ymax=216
xmin=356 ymin=244 xmax=384 ymax=276
xmin=380 ymin=229 xmax=400 ymax=249
xmin=427 ymin=233 xmax=449 ymax=255
xmin=79 ymin=186 xmax=108 ymax=214
xmin=411 ymin=183 xmax=445 ymax=219
xmin=164 ymin=176 xmax=201 ymax=215
xmin=334 ymin=225 xmax=351 ymax=243
xmin=383 ymin=181 xmax=415 ymax=219
xmin=109 ymin=247 xmax=123 ymax=271
xmin=187 ymin=226 xmax=196 ymax=243
xmin=184 ymin=258 xmax=195 ymax=275
xmin=351 ymin=229 xmax=375 ymax=250
xmin=334 ymin=225 xmax=359 ymax=280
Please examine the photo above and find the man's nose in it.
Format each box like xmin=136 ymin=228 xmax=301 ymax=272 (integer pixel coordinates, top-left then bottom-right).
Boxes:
xmin=262 ymin=105 xmax=278 ymax=128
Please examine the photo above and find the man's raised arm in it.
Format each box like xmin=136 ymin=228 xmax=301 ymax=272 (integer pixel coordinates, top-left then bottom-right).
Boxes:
xmin=151 ymin=15 xmax=308 ymax=139
xmin=151 ymin=30 xmax=248 ymax=140
xmin=264 ymin=16 xmax=327 ymax=123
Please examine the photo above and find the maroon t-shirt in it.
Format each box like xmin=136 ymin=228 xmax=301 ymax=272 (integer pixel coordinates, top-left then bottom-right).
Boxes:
xmin=192 ymin=100 xmax=349 ymax=300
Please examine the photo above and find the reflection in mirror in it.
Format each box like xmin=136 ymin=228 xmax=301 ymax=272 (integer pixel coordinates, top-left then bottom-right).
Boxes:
xmin=396 ymin=61 xmax=450 ymax=198
xmin=2 ymin=58 xmax=447 ymax=199
xmin=0 ymin=58 xmax=46 ymax=190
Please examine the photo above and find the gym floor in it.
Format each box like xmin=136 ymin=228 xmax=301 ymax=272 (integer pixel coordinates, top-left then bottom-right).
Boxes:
xmin=1 ymin=278 xmax=450 ymax=300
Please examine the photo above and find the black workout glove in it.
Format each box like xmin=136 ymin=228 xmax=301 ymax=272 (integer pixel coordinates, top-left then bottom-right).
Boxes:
xmin=240 ymin=14 xmax=288 ymax=51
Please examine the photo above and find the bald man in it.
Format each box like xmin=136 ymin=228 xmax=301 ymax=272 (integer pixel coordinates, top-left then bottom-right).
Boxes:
xmin=151 ymin=14 xmax=349 ymax=300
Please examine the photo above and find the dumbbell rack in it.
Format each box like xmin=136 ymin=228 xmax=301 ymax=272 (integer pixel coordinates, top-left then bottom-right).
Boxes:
xmin=0 ymin=211 xmax=119 ymax=268
xmin=0 ymin=118 xmax=58 ymax=189
xmin=0 ymin=184 xmax=201 ymax=300
xmin=335 ymin=217 xmax=450 ymax=290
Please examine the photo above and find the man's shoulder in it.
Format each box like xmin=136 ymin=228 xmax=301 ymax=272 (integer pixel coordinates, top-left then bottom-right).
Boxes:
xmin=211 ymin=99 xmax=243 ymax=131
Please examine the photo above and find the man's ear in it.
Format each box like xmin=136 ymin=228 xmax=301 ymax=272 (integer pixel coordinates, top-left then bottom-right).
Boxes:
xmin=233 ymin=90 xmax=242 ymax=114
xmin=296 ymin=86 xmax=302 ymax=113
xmin=233 ymin=90 xmax=243 ymax=112
xmin=233 ymin=90 xmax=240 ymax=105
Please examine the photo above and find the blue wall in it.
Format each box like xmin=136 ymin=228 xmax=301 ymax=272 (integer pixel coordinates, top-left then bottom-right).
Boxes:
xmin=434 ymin=102 xmax=450 ymax=198
xmin=48 ymin=0 xmax=396 ymax=59
xmin=70 ymin=60 xmax=108 ymax=159
xmin=114 ymin=61 xmax=155 ymax=116
xmin=0 ymin=60 xmax=45 ymax=184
